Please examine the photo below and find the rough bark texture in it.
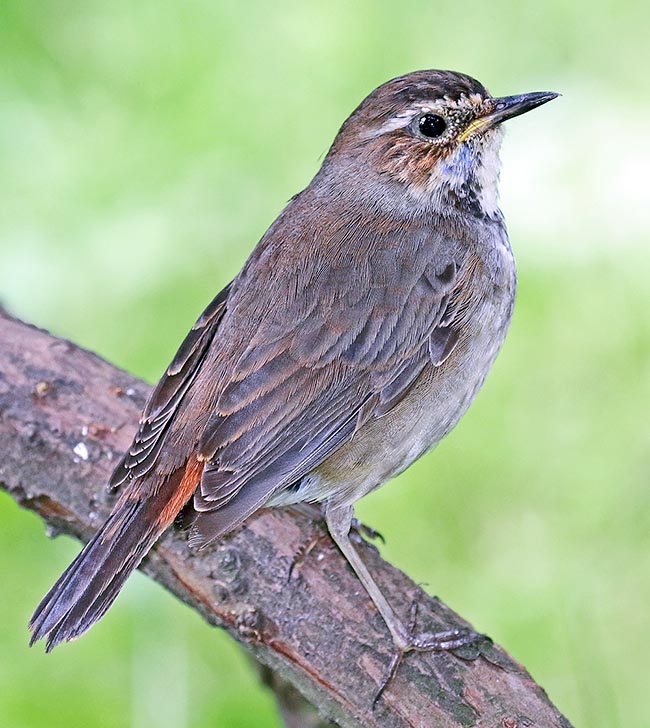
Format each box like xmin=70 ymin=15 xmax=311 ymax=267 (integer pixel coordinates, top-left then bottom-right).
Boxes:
xmin=0 ymin=309 xmax=572 ymax=728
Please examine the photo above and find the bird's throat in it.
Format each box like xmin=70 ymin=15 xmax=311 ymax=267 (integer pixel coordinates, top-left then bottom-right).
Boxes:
xmin=428 ymin=133 xmax=503 ymax=220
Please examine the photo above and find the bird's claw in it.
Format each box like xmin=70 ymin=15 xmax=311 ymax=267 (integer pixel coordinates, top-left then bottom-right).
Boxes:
xmin=287 ymin=534 xmax=323 ymax=582
xmin=406 ymin=627 xmax=481 ymax=652
xmin=372 ymin=601 xmax=483 ymax=709
xmin=350 ymin=517 xmax=385 ymax=545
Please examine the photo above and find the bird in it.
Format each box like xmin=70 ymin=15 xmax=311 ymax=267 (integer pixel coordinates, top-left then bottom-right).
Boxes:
xmin=30 ymin=69 xmax=557 ymax=687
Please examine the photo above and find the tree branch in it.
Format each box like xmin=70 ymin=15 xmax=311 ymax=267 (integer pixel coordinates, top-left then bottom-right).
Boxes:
xmin=0 ymin=309 xmax=572 ymax=728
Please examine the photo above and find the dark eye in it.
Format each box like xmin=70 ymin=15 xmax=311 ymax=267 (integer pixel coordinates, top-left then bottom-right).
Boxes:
xmin=418 ymin=113 xmax=447 ymax=138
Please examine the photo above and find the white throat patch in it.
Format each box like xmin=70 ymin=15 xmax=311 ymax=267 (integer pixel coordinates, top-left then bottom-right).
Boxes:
xmin=425 ymin=129 xmax=504 ymax=218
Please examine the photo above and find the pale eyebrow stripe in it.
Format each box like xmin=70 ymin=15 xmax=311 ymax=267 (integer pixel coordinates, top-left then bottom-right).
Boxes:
xmin=363 ymin=106 xmax=431 ymax=139
xmin=363 ymin=93 xmax=485 ymax=139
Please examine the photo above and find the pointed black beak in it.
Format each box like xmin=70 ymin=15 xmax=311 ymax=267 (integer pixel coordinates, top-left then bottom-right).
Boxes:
xmin=459 ymin=90 xmax=559 ymax=140
xmin=488 ymin=91 xmax=560 ymax=124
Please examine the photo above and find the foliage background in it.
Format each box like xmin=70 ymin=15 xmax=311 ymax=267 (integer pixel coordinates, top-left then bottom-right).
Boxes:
xmin=1 ymin=2 xmax=648 ymax=726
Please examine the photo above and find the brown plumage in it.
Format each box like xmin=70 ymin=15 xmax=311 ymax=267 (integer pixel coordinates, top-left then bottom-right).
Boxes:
xmin=30 ymin=70 xmax=557 ymax=681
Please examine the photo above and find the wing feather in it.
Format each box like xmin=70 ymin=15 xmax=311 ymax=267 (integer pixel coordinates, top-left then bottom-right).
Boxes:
xmin=189 ymin=222 xmax=466 ymax=544
xmin=108 ymin=283 xmax=231 ymax=489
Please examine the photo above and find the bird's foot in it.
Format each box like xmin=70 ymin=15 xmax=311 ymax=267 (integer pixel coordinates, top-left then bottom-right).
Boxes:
xmin=287 ymin=532 xmax=324 ymax=582
xmin=373 ymin=601 xmax=485 ymax=708
xmin=350 ymin=516 xmax=385 ymax=545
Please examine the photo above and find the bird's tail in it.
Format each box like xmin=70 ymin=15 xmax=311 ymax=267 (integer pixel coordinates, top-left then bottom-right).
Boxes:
xmin=29 ymin=457 xmax=203 ymax=651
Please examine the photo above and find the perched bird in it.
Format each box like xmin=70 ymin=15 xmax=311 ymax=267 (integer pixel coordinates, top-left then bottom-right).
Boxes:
xmin=30 ymin=70 xmax=557 ymax=683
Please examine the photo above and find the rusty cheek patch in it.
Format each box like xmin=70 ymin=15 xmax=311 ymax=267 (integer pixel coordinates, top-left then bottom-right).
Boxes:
xmin=374 ymin=134 xmax=442 ymax=188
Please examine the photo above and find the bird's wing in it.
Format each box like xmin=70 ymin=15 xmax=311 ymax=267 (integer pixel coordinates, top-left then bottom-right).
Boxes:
xmin=108 ymin=283 xmax=232 ymax=490
xmin=190 ymin=220 xmax=468 ymax=545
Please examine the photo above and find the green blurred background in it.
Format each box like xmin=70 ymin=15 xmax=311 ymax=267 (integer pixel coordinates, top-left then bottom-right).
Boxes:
xmin=1 ymin=1 xmax=648 ymax=726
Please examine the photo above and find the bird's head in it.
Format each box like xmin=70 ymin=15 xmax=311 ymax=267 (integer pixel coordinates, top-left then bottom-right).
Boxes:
xmin=323 ymin=70 xmax=558 ymax=219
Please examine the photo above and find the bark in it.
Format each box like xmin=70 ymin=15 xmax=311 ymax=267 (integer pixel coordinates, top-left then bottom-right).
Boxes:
xmin=0 ymin=309 xmax=572 ymax=728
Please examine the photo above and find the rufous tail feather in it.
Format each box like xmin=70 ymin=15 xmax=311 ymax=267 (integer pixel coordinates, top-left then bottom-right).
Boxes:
xmin=29 ymin=457 xmax=203 ymax=651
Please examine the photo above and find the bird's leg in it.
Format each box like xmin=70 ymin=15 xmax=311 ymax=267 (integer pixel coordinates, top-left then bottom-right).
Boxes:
xmin=286 ymin=502 xmax=384 ymax=582
xmin=325 ymin=503 xmax=481 ymax=705
xmin=290 ymin=502 xmax=384 ymax=545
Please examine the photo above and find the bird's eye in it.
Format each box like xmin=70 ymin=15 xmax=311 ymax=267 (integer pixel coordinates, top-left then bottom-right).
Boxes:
xmin=418 ymin=113 xmax=447 ymax=138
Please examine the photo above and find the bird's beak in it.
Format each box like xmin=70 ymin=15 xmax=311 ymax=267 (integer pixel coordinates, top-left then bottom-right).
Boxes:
xmin=459 ymin=91 xmax=559 ymax=141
